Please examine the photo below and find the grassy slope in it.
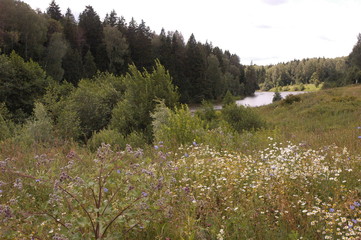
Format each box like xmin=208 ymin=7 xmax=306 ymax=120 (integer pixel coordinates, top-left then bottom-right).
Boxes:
xmin=256 ymin=84 xmax=361 ymax=153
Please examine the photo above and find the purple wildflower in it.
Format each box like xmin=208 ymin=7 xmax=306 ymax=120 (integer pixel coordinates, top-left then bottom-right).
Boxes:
xmin=142 ymin=192 xmax=148 ymax=197
xmin=350 ymin=205 xmax=355 ymax=210
xmin=154 ymin=145 xmax=159 ymax=150
xmin=103 ymin=188 xmax=109 ymax=193
xmin=193 ymin=141 xmax=197 ymax=146
xmin=0 ymin=190 xmax=3 ymax=193
xmin=117 ymin=169 xmax=121 ymax=174
xmin=352 ymin=219 xmax=358 ymax=224
xmin=184 ymin=153 xmax=189 ymax=157
xmin=35 ymin=179 xmax=41 ymax=183
xmin=358 ymin=136 xmax=361 ymax=139
xmin=329 ymin=208 xmax=335 ymax=213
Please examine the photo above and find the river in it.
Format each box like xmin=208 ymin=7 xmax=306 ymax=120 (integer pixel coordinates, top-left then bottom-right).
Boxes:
xmin=236 ymin=91 xmax=306 ymax=107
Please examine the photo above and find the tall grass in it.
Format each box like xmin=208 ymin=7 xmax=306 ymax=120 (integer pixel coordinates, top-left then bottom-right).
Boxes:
xmin=1 ymin=85 xmax=361 ymax=239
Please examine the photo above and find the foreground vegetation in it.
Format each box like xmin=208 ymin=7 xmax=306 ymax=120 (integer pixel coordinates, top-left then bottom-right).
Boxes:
xmin=1 ymin=85 xmax=361 ymax=239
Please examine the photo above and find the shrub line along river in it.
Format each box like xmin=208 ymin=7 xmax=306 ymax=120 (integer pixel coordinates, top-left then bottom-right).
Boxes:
xmin=190 ymin=91 xmax=306 ymax=112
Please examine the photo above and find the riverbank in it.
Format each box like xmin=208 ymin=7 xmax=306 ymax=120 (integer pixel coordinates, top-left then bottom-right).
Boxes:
xmin=268 ymin=83 xmax=323 ymax=92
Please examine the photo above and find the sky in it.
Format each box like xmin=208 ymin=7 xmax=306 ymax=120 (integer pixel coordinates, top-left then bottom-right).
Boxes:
xmin=23 ymin=0 xmax=361 ymax=65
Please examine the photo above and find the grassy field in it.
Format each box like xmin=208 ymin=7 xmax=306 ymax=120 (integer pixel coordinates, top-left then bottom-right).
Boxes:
xmin=257 ymin=84 xmax=361 ymax=153
xmin=1 ymin=85 xmax=361 ymax=239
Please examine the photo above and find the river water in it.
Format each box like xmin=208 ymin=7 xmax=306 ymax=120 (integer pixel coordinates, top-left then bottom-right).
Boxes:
xmin=236 ymin=91 xmax=306 ymax=107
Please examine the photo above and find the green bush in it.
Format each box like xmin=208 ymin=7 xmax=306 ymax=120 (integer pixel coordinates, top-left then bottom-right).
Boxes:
xmin=222 ymin=90 xmax=235 ymax=106
xmin=88 ymin=128 xmax=126 ymax=151
xmin=110 ymin=62 xmax=179 ymax=141
xmin=281 ymin=94 xmax=301 ymax=105
xmin=24 ymin=102 xmax=54 ymax=144
xmin=152 ymin=104 xmax=204 ymax=147
xmin=272 ymin=91 xmax=282 ymax=102
xmin=195 ymin=100 xmax=219 ymax=129
xmin=221 ymin=103 xmax=265 ymax=132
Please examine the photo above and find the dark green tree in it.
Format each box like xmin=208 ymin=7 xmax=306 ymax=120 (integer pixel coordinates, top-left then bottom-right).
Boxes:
xmin=44 ymin=32 xmax=67 ymax=81
xmin=62 ymin=48 xmax=83 ymax=85
xmin=103 ymin=25 xmax=128 ymax=74
xmin=126 ymin=18 xmax=153 ymax=70
xmin=104 ymin=10 xmax=119 ymax=27
xmin=78 ymin=6 xmax=103 ymax=60
xmin=0 ymin=52 xmax=51 ymax=121
xmin=83 ymin=50 xmax=97 ymax=79
xmin=62 ymin=8 xmax=79 ymax=49
xmin=206 ymin=54 xmax=223 ymax=99
xmin=47 ymin=0 xmax=62 ymax=21
xmin=185 ymin=34 xmax=206 ymax=102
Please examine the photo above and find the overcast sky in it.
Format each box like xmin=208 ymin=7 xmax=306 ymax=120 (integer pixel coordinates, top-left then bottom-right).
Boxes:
xmin=23 ymin=0 xmax=361 ymax=65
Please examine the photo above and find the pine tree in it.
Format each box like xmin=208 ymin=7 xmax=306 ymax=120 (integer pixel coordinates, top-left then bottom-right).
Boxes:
xmin=78 ymin=6 xmax=103 ymax=59
xmin=47 ymin=0 xmax=62 ymax=21
xmin=83 ymin=50 xmax=97 ymax=78
xmin=185 ymin=34 xmax=206 ymax=102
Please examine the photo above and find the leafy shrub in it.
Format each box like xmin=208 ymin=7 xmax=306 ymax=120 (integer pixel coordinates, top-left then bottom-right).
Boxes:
xmin=110 ymin=62 xmax=179 ymax=141
xmin=0 ymin=103 xmax=14 ymax=141
xmin=24 ymin=102 xmax=54 ymax=143
xmin=88 ymin=128 xmax=126 ymax=151
xmin=0 ymin=143 xmax=164 ymax=239
xmin=0 ymin=52 xmax=52 ymax=122
xmin=195 ymin=100 xmax=219 ymax=129
xmin=222 ymin=90 xmax=235 ymax=106
xmin=221 ymin=103 xmax=265 ymax=132
xmin=272 ymin=91 xmax=282 ymax=102
xmin=281 ymin=94 xmax=301 ymax=105
xmin=152 ymin=104 xmax=204 ymax=147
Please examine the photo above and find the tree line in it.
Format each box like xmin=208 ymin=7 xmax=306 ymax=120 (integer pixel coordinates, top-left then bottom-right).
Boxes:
xmin=254 ymin=37 xmax=361 ymax=90
xmin=0 ymin=0 xmax=258 ymax=104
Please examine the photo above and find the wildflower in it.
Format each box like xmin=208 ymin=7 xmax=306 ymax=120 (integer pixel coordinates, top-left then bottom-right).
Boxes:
xmin=352 ymin=219 xmax=358 ymax=224
xmin=184 ymin=153 xmax=189 ymax=157
xmin=35 ymin=179 xmax=41 ymax=183
xmin=103 ymin=188 xmax=109 ymax=193
xmin=329 ymin=208 xmax=335 ymax=212
xmin=358 ymin=136 xmax=361 ymax=139
xmin=0 ymin=190 xmax=2 ymax=193
xmin=154 ymin=145 xmax=159 ymax=150
xmin=142 ymin=192 xmax=148 ymax=197
xmin=354 ymin=201 xmax=360 ymax=207
xmin=350 ymin=205 xmax=355 ymax=210
xmin=193 ymin=141 xmax=197 ymax=146
xmin=117 ymin=169 xmax=121 ymax=174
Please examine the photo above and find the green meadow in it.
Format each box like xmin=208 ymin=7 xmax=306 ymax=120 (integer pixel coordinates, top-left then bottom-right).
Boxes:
xmin=1 ymin=85 xmax=361 ymax=239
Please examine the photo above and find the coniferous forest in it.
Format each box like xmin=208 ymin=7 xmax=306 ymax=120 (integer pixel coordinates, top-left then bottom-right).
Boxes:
xmin=2 ymin=0 xmax=361 ymax=239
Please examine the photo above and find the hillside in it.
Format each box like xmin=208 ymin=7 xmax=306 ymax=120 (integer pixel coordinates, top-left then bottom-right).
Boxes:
xmin=257 ymin=84 xmax=361 ymax=153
